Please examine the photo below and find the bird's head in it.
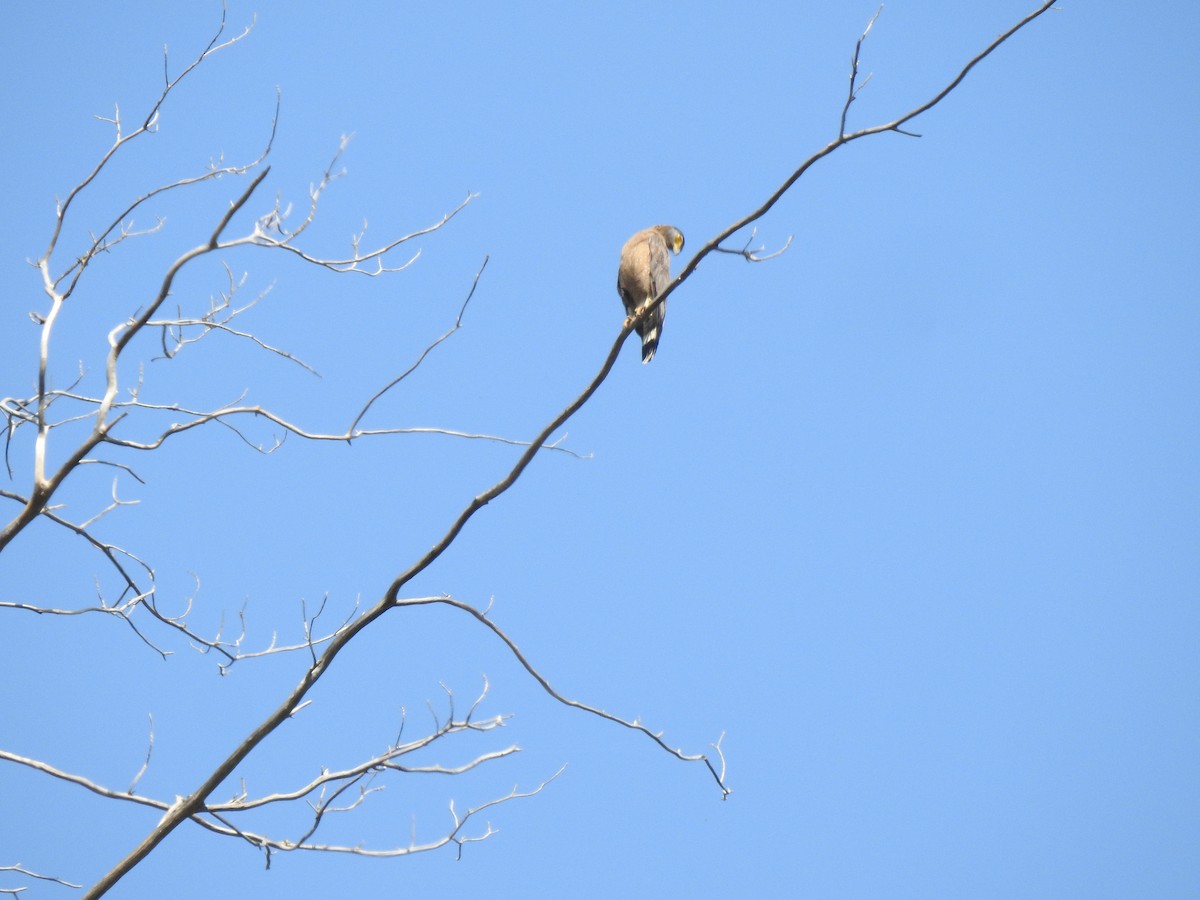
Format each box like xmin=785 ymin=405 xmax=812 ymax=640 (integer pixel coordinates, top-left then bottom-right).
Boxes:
xmin=655 ymin=224 xmax=685 ymax=255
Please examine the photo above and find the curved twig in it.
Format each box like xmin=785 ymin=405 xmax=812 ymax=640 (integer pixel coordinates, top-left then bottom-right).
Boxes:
xmin=397 ymin=594 xmax=732 ymax=796
xmin=350 ymin=256 xmax=489 ymax=434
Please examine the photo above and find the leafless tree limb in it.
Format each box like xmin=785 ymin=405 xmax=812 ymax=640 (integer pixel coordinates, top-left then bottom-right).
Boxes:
xmin=3 ymin=207 xmax=572 ymax=577
xmin=0 ymin=864 xmax=82 ymax=895
xmin=0 ymin=750 xmax=171 ymax=814
xmin=0 ymin=4 xmax=572 ymax=671
xmin=350 ymin=255 xmax=489 ymax=434
xmin=397 ymin=594 xmax=733 ymax=796
xmin=251 ymin=138 xmax=477 ymax=276
xmin=196 ymin=768 xmax=563 ymax=866
xmin=215 ymin=683 xmax=515 ymax=814
xmin=150 ymin=263 xmax=314 ymax=370
xmin=0 ymin=486 xmax=153 ymax=590
xmin=714 ymin=228 xmax=794 ymax=262
xmin=127 ymin=715 xmax=155 ymax=795
xmin=41 ymin=3 xmax=255 ymax=276
xmin=54 ymin=90 xmax=280 ymax=303
xmin=0 ymin=681 xmax=540 ymax=880
xmin=840 ymin=6 xmax=883 ymax=138
xmin=0 ymin=535 xmax=361 ymax=668
xmin=631 ymin=1 xmax=1059 ymax=343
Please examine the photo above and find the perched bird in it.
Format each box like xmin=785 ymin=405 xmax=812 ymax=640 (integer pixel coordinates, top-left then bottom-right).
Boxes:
xmin=617 ymin=225 xmax=685 ymax=363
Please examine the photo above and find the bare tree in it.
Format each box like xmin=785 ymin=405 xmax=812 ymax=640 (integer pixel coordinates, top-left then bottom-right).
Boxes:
xmin=0 ymin=2 xmax=1056 ymax=895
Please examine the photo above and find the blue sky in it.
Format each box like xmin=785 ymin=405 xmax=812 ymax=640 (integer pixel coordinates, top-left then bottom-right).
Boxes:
xmin=1 ymin=2 xmax=1197 ymax=897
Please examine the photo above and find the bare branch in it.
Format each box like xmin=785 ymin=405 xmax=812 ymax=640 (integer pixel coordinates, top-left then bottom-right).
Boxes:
xmin=3 ymin=679 xmax=544 ymax=874
xmin=714 ymin=228 xmax=793 ymax=262
xmin=1 ymin=703 xmax=539 ymax=866
xmin=0 ymin=864 xmax=82 ymax=893
xmin=0 ymin=487 xmax=154 ymax=593
xmin=0 ymin=750 xmax=171 ymax=814
xmin=250 ymin=135 xmax=477 ymax=275
xmin=217 ymin=599 xmax=361 ymax=675
xmin=2 ymin=167 xmax=275 ymax=554
xmin=5 ymin=175 xmax=502 ymax=560
xmin=190 ymin=769 xmax=562 ymax=861
xmin=149 ymin=263 xmax=316 ymax=371
xmin=40 ymin=6 xmax=255 ymax=268
xmin=398 ymin=595 xmax=733 ymax=797
xmin=350 ymin=255 xmax=489 ymax=434
xmin=0 ymin=529 xmax=360 ymax=669
xmin=76 ymin=458 xmax=146 ymax=484
xmin=90 ymin=400 xmax=585 ymax=458
xmin=220 ymin=682 xmax=514 ymax=812
xmin=77 ymin=478 xmax=138 ymax=530
xmin=54 ymin=89 xmax=279 ymax=300
xmin=840 ymin=6 xmax=883 ymax=138
xmin=128 ymin=715 xmax=155 ymax=795
xmin=631 ymin=0 xmax=1059 ymax=339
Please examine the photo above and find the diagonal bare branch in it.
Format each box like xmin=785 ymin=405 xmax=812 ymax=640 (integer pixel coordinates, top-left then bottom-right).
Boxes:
xmin=633 ymin=0 xmax=1060 ymax=341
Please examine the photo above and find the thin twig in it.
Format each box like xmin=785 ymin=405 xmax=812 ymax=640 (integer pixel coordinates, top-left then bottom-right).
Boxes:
xmin=127 ymin=715 xmax=155 ymax=795
xmin=0 ymin=864 xmax=82 ymax=892
xmin=349 ymin=256 xmax=489 ymax=434
xmin=397 ymin=595 xmax=732 ymax=796
xmin=840 ymin=6 xmax=883 ymax=138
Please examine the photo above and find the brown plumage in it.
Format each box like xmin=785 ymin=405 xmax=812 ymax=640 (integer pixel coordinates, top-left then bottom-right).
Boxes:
xmin=616 ymin=225 xmax=685 ymax=363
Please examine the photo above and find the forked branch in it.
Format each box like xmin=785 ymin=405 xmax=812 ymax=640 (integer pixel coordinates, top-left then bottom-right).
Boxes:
xmin=632 ymin=0 xmax=1059 ymax=337
xmin=0 ymin=681 xmax=544 ymax=874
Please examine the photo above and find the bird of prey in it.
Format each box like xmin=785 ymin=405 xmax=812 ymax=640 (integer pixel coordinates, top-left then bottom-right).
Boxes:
xmin=617 ymin=224 xmax=685 ymax=363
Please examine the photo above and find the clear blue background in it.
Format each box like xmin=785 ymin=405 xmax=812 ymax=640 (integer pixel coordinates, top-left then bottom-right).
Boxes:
xmin=1 ymin=2 xmax=1197 ymax=897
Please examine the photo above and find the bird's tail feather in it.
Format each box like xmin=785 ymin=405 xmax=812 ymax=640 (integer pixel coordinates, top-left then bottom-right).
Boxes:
xmin=641 ymin=327 xmax=659 ymax=364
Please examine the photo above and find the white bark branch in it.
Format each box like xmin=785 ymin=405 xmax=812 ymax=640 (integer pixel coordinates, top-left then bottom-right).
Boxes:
xmin=0 ymin=681 xmax=541 ymax=875
xmin=0 ymin=863 xmax=82 ymax=895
